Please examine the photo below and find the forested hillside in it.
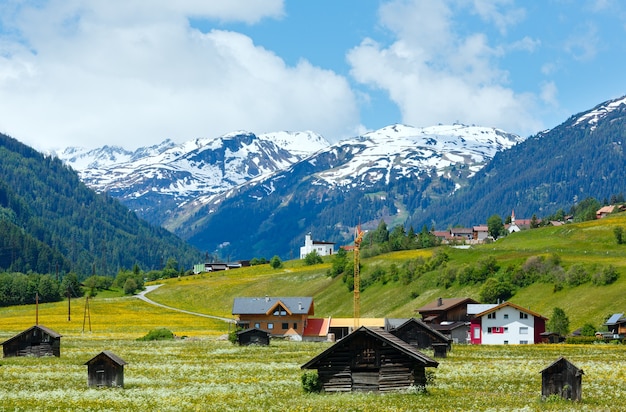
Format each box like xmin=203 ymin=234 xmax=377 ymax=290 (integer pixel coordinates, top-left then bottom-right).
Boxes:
xmin=0 ymin=133 xmax=202 ymax=277
xmin=410 ymin=97 xmax=626 ymax=229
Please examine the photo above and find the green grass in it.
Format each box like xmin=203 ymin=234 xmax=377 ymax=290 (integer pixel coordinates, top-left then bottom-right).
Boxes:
xmin=142 ymin=214 xmax=626 ymax=330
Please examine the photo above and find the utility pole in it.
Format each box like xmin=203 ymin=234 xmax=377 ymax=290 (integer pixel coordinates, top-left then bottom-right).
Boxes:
xmin=353 ymin=225 xmax=364 ymax=330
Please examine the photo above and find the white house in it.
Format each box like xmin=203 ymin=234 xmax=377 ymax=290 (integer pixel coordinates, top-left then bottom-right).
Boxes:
xmin=508 ymin=209 xmax=521 ymax=233
xmin=469 ymin=302 xmax=547 ymax=345
xmin=299 ymin=233 xmax=335 ymax=259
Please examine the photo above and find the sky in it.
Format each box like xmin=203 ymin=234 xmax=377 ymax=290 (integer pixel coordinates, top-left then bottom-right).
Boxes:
xmin=1 ymin=0 xmax=626 ymax=151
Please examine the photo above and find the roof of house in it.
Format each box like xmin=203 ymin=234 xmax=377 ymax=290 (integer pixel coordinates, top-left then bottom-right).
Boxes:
xmin=540 ymin=356 xmax=584 ymax=375
xmin=329 ymin=318 xmax=386 ymax=328
xmin=84 ymin=350 xmax=127 ymax=366
xmin=236 ymin=327 xmax=271 ymax=337
xmin=450 ymin=228 xmax=473 ymax=234
xmin=473 ymin=225 xmax=489 ymax=231
xmin=301 ymin=326 xmax=439 ymax=370
xmin=392 ymin=318 xmax=451 ymax=343
xmin=303 ymin=317 xmax=331 ymax=337
xmin=605 ymin=313 xmax=625 ymax=325
xmin=467 ymin=303 xmax=498 ymax=315
xmin=1 ymin=324 xmax=62 ymax=345
xmin=430 ymin=321 xmax=468 ymax=332
xmin=232 ymin=297 xmax=314 ymax=315
xmin=597 ymin=205 xmax=615 ymax=215
xmin=416 ymin=297 xmax=479 ymax=313
xmin=474 ymin=301 xmax=547 ymax=320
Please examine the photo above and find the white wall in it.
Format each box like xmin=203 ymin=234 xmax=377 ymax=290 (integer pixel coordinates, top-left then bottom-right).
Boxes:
xmin=480 ymin=306 xmax=536 ymax=344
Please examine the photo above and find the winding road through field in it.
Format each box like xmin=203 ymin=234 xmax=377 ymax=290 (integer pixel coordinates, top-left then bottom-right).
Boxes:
xmin=134 ymin=284 xmax=236 ymax=324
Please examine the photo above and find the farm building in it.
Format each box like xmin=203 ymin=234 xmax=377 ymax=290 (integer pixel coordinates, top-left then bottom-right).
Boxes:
xmin=540 ymin=357 xmax=584 ymax=401
xmin=387 ymin=318 xmax=452 ymax=354
xmin=1 ymin=325 xmax=61 ymax=357
xmin=84 ymin=351 xmax=127 ymax=388
xmin=232 ymin=296 xmax=314 ymax=338
xmin=469 ymin=301 xmax=547 ymax=344
xmin=416 ymin=297 xmax=478 ymax=342
xmin=301 ymin=326 xmax=438 ymax=393
xmin=604 ymin=313 xmax=626 ymax=339
xmin=236 ymin=327 xmax=270 ymax=346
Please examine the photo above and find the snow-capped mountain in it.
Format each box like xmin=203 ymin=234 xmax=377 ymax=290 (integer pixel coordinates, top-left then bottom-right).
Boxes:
xmin=311 ymin=124 xmax=522 ymax=187
xmin=572 ymin=95 xmax=626 ymax=131
xmin=171 ymin=123 xmax=521 ymax=259
xmin=57 ymin=131 xmax=330 ymax=223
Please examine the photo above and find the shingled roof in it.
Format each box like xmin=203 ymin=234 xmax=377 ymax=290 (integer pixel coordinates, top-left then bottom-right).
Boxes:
xmin=232 ymin=296 xmax=314 ymax=315
xmin=1 ymin=324 xmax=62 ymax=345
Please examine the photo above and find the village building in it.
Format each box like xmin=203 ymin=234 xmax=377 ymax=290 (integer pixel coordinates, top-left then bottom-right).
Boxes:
xmin=387 ymin=318 xmax=452 ymax=356
xmin=416 ymin=297 xmax=478 ymax=343
xmin=232 ymin=296 xmax=314 ymax=338
xmin=604 ymin=313 xmax=626 ymax=339
xmin=236 ymin=327 xmax=271 ymax=346
xmin=1 ymin=325 xmax=62 ymax=357
xmin=468 ymin=301 xmax=547 ymax=344
xmin=299 ymin=232 xmax=335 ymax=259
xmin=507 ymin=210 xmax=521 ymax=233
xmin=540 ymin=357 xmax=584 ymax=401
xmin=301 ymin=326 xmax=438 ymax=393
xmin=449 ymin=227 xmax=474 ymax=242
xmin=472 ymin=225 xmax=489 ymax=242
xmin=327 ymin=318 xmax=386 ymax=340
xmin=84 ymin=351 xmax=127 ymax=388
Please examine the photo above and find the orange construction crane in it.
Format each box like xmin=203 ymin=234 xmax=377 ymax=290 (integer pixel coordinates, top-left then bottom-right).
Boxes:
xmin=353 ymin=225 xmax=364 ymax=329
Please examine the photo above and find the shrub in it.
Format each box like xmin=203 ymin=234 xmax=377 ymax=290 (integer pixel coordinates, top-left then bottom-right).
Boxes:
xmin=304 ymin=250 xmax=323 ymax=266
xmin=564 ymin=336 xmax=599 ymax=345
xmin=137 ymin=328 xmax=175 ymax=341
xmin=565 ymin=264 xmax=590 ymax=287
xmin=592 ymin=265 xmax=620 ymax=286
xmin=269 ymin=255 xmax=282 ymax=269
xmin=301 ymin=371 xmax=322 ymax=393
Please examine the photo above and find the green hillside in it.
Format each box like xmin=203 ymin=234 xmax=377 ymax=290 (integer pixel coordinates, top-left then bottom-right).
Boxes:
xmin=147 ymin=213 xmax=626 ymax=331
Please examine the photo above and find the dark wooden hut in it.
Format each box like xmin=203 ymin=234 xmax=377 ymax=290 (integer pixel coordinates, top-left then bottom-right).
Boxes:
xmin=301 ymin=326 xmax=438 ymax=392
xmin=236 ymin=327 xmax=271 ymax=346
xmin=540 ymin=357 xmax=584 ymax=401
xmin=1 ymin=325 xmax=62 ymax=357
xmin=388 ymin=318 xmax=452 ymax=352
xmin=85 ymin=351 xmax=127 ymax=388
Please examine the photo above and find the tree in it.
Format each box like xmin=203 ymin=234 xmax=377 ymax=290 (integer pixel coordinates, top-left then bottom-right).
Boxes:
xmin=479 ymin=278 xmax=513 ymax=304
xmin=304 ymin=250 xmax=323 ymax=265
xmin=60 ymin=273 xmax=83 ymax=298
xmin=547 ymin=307 xmax=570 ymax=336
xmin=269 ymin=255 xmax=282 ymax=269
xmin=487 ymin=214 xmax=504 ymax=240
xmin=614 ymin=226 xmax=624 ymax=244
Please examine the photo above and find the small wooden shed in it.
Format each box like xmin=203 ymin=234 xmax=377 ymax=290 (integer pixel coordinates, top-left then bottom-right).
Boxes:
xmin=1 ymin=325 xmax=62 ymax=357
xmin=389 ymin=318 xmax=452 ymax=353
xmin=85 ymin=351 xmax=127 ymax=388
xmin=301 ymin=326 xmax=438 ymax=392
xmin=540 ymin=356 xmax=584 ymax=401
xmin=236 ymin=327 xmax=271 ymax=346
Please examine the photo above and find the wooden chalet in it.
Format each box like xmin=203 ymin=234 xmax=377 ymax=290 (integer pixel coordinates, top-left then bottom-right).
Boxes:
xmin=417 ymin=297 xmax=478 ymax=324
xmin=388 ymin=318 xmax=452 ymax=355
xmin=604 ymin=313 xmax=626 ymax=339
xmin=540 ymin=357 xmax=584 ymax=401
xmin=84 ymin=351 xmax=127 ymax=388
xmin=1 ymin=325 xmax=62 ymax=358
xmin=232 ymin=296 xmax=314 ymax=338
xmin=236 ymin=327 xmax=270 ymax=346
xmin=301 ymin=326 xmax=438 ymax=393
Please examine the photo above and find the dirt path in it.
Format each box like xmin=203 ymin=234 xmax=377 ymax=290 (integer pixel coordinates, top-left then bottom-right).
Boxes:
xmin=134 ymin=284 xmax=235 ymax=324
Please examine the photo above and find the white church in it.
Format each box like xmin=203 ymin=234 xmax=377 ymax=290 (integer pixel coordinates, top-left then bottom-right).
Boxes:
xmin=299 ymin=233 xmax=335 ymax=259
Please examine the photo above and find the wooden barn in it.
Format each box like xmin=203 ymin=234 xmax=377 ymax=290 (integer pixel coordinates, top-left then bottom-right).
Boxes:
xmin=301 ymin=326 xmax=438 ymax=393
xmin=236 ymin=327 xmax=271 ymax=346
xmin=388 ymin=318 xmax=452 ymax=353
xmin=540 ymin=357 xmax=584 ymax=401
xmin=1 ymin=325 xmax=62 ymax=358
xmin=85 ymin=351 xmax=127 ymax=388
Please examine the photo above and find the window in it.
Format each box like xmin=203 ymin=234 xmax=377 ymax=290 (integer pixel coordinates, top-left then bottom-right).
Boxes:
xmin=293 ymin=322 xmax=298 ymax=329
xmin=487 ymin=327 xmax=503 ymax=334
xmin=503 ymin=314 xmax=509 ymax=319
xmin=519 ymin=327 xmax=528 ymax=335
xmin=473 ymin=328 xmax=480 ymax=339
xmin=254 ymin=323 xmax=260 ymax=329
xmin=519 ymin=340 xmax=528 ymax=344
xmin=282 ymin=323 xmax=289 ymax=330
xmin=504 ymin=341 xmax=509 ymax=344
xmin=520 ymin=312 xmax=528 ymax=319
xmin=504 ymin=327 xmax=508 ymax=333
xmin=267 ymin=323 xmax=274 ymax=330
xmin=487 ymin=313 xmax=496 ymax=319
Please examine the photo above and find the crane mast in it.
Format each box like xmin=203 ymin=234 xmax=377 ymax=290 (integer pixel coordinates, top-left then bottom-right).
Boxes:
xmin=353 ymin=226 xmax=364 ymax=330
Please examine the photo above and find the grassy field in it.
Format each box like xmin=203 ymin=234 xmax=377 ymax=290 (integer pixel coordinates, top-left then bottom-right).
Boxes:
xmin=1 ymin=214 xmax=626 ymax=410
xmin=0 ymin=298 xmax=624 ymax=411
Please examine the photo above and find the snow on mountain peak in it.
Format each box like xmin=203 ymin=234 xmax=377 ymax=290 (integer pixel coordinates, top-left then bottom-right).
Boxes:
xmin=573 ymin=95 xmax=626 ymax=130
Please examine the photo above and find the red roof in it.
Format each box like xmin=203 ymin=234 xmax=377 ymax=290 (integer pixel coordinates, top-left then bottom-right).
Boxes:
xmin=303 ymin=317 xmax=330 ymax=337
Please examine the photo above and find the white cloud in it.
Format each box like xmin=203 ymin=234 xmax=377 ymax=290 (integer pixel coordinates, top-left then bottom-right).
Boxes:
xmin=0 ymin=0 xmax=358 ymax=150
xmin=564 ymin=22 xmax=599 ymax=61
xmin=540 ymin=81 xmax=558 ymax=106
xmin=348 ymin=0 xmax=542 ymax=136
xmin=471 ymin=0 xmax=526 ymax=35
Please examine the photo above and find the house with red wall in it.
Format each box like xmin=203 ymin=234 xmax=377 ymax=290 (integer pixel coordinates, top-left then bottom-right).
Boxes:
xmin=469 ymin=301 xmax=547 ymax=344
